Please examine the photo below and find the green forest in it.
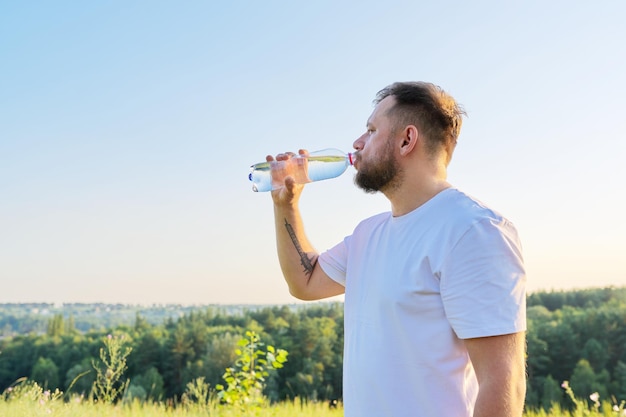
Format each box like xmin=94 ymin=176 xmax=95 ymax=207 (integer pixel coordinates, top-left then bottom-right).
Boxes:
xmin=1 ymin=286 xmax=625 ymax=412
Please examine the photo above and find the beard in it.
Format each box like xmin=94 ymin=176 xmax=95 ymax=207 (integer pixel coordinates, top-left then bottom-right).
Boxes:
xmin=354 ymin=146 xmax=400 ymax=193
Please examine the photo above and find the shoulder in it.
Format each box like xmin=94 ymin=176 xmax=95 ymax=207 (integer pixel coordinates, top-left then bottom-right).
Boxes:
xmin=353 ymin=211 xmax=391 ymax=233
xmin=420 ymin=189 xmax=523 ymax=267
xmin=439 ymin=188 xmax=519 ymax=237
xmin=444 ymin=188 xmax=505 ymax=222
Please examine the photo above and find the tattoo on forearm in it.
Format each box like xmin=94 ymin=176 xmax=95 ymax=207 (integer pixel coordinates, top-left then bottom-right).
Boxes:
xmin=284 ymin=219 xmax=316 ymax=278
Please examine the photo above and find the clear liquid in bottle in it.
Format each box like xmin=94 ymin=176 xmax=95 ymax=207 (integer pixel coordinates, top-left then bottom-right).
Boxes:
xmin=249 ymin=148 xmax=354 ymax=192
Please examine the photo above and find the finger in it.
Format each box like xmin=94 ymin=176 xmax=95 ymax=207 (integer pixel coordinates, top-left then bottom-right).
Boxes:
xmin=284 ymin=175 xmax=296 ymax=191
xmin=275 ymin=152 xmax=291 ymax=161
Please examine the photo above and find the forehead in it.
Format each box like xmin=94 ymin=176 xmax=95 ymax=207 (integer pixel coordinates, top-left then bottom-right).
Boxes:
xmin=367 ymin=96 xmax=396 ymax=125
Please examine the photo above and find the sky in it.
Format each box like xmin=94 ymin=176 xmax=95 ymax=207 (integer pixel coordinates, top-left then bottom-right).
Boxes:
xmin=1 ymin=1 xmax=625 ymax=305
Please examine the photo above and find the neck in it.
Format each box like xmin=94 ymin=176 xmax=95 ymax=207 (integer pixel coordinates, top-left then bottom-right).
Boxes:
xmin=387 ymin=180 xmax=451 ymax=217
xmin=384 ymin=161 xmax=451 ymax=217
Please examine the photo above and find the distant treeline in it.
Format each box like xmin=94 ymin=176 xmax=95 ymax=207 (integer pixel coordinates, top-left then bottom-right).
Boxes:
xmin=525 ymin=286 xmax=626 ymax=410
xmin=0 ymin=287 xmax=625 ymax=411
xmin=0 ymin=302 xmax=281 ymax=335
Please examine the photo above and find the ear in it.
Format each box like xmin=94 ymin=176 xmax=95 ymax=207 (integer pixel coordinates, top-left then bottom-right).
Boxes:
xmin=398 ymin=125 xmax=418 ymax=156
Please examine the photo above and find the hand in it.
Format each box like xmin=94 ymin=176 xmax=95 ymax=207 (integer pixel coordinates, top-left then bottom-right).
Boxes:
xmin=267 ymin=150 xmax=310 ymax=205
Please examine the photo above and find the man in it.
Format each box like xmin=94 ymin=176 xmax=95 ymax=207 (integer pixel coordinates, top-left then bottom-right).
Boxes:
xmin=266 ymin=82 xmax=527 ymax=416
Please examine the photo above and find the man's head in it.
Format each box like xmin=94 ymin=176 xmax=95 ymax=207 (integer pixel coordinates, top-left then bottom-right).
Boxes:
xmin=373 ymin=82 xmax=465 ymax=165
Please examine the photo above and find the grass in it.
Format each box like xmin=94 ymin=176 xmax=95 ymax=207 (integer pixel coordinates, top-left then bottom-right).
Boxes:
xmin=0 ymin=397 xmax=344 ymax=417
xmin=2 ymin=397 xmax=625 ymax=417
xmin=1 ymin=379 xmax=623 ymax=417
xmin=0 ymin=380 xmax=343 ymax=417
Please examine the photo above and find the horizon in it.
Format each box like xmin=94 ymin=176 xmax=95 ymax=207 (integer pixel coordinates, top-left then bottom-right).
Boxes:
xmin=2 ymin=284 xmax=624 ymax=308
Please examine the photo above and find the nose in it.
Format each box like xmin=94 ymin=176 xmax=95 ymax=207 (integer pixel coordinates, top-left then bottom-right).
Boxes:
xmin=353 ymin=133 xmax=366 ymax=151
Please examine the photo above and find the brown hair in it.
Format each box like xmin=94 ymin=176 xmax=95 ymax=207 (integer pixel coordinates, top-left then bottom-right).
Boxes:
xmin=374 ymin=82 xmax=466 ymax=164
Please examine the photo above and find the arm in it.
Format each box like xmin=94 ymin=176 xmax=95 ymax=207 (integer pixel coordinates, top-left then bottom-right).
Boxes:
xmin=269 ymin=152 xmax=345 ymax=301
xmin=464 ymin=332 xmax=527 ymax=417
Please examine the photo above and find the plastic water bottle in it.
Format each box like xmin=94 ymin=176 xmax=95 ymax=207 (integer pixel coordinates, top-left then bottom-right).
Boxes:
xmin=249 ymin=148 xmax=355 ymax=192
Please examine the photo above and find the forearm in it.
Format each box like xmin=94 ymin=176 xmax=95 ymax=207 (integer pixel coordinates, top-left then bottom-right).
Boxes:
xmin=273 ymin=203 xmax=319 ymax=297
xmin=473 ymin=376 xmax=525 ymax=417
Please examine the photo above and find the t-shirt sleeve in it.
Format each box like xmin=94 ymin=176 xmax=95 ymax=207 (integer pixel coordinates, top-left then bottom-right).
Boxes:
xmin=440 ymin=217 xmax=527 ymax=339
xmin=318 ymin=236 xmax=350 ymax=286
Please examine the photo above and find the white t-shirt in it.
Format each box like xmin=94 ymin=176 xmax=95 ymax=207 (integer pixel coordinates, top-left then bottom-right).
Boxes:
xmin=319 ymin=188 xmax=526 ymax=417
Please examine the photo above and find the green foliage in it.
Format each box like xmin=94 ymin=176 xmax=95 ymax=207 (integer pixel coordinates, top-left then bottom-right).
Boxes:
xmin=65 ymin=358 xmax=95 ymax=396
xmin=3 ymin=378 xmax=51 ymax=401
xmin=1 ymin=287 xmax=626 ymax=413
xmin=525 ymin=287 xmax=626 ymax=412
xmin=132 ymin=366 xmax=165 ymax=401
xmin=216 ymin=330 xmax=288 ymax=411
xmin=0 ymin=303 xmax=346 ymax=401
xmin=181 ymin=376 xmax=213 ymax=412
xmin=91 ymin=334 xmax=132 ymax=404
xmin=30 ymin=357 xmax=59 ymax=389
xmin=613 ymin=361 xmax=626 ymax=401
xmin=541 ymin=375 xmax=563 ymax=411
xmin=1 ymin=378 xmax=63 ymax=416
xmin=47 ymin=314 xmax=65 ymax=338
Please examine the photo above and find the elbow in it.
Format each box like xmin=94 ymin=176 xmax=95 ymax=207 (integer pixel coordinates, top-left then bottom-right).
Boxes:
xmin=288 ymin=286 xmax=316 ymax=301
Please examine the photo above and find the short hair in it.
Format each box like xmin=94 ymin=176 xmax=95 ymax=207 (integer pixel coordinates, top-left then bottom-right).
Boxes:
xmin=374 ymin=82 xmax=466 ymax=164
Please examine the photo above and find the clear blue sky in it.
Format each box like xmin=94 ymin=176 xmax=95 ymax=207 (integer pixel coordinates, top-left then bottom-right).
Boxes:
xmin=1 ymin=1 xmax=625 ymax=305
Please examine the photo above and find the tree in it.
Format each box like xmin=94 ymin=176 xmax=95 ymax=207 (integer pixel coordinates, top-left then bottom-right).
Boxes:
xmin=46 ymin=314 xmax=64 ymax=338
xmin=201 ymin=333 xmax=240 ymax=387
xmin=541 ymin=320 xmax=579 ymax=383
xmin=65 ymin=358 xmax=95 ymax=396
xmin=526 ymin=327 xmax=551 ymax=381
xmin=581 ymin=338 xmax=609 ymax=371
xmin=541 ymin=375 xmax=563 ymax=411
xmin=162 ymin=321 xmax=194 ymax=398
xmin=31 ymin=357 xmax=60 ymax=389
xmin=569 ymin=359 xmax=608 ymax=402
xmin=132 ymin=366 xmax=164 ymax=401
xmin=284 ymin=316 xmax=339 ymax=401
xmin=127 ymin=330 xmax=162 ymax=376
xmin=612 ymin=361 xmax=626 ymax=401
